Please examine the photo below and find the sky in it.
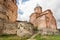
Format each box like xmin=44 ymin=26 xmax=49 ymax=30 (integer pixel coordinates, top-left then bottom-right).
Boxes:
xmin=16 ymin=0 xmax=60 ymax=29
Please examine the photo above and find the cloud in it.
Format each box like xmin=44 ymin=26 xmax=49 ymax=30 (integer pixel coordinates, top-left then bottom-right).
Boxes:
xmin=16 ymin=0 xmax=60 ymax=29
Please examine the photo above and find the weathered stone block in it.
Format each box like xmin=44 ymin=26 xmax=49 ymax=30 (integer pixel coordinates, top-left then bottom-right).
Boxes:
xmin=17 ymin=21 xmax=34 ymax=38
xmin=3 ymin=22 xmax=18 ymax=34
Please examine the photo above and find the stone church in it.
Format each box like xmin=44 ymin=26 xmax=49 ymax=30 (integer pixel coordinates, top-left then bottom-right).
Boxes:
xmin=29 ymin=6 xmax=57 ymax=33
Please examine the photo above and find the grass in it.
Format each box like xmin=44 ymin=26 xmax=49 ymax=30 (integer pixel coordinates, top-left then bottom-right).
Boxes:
xmin=34 ymin=34 xmax=60 ymax=40
xmin=0 ymin=34 xmax=60 ymax=40
xmin=0 ymin=35 xmax=21 ymax=40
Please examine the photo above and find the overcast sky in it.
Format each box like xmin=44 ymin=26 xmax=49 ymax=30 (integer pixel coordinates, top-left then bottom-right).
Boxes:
xmin=16 ymin=0 xmax=60 ymax=29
